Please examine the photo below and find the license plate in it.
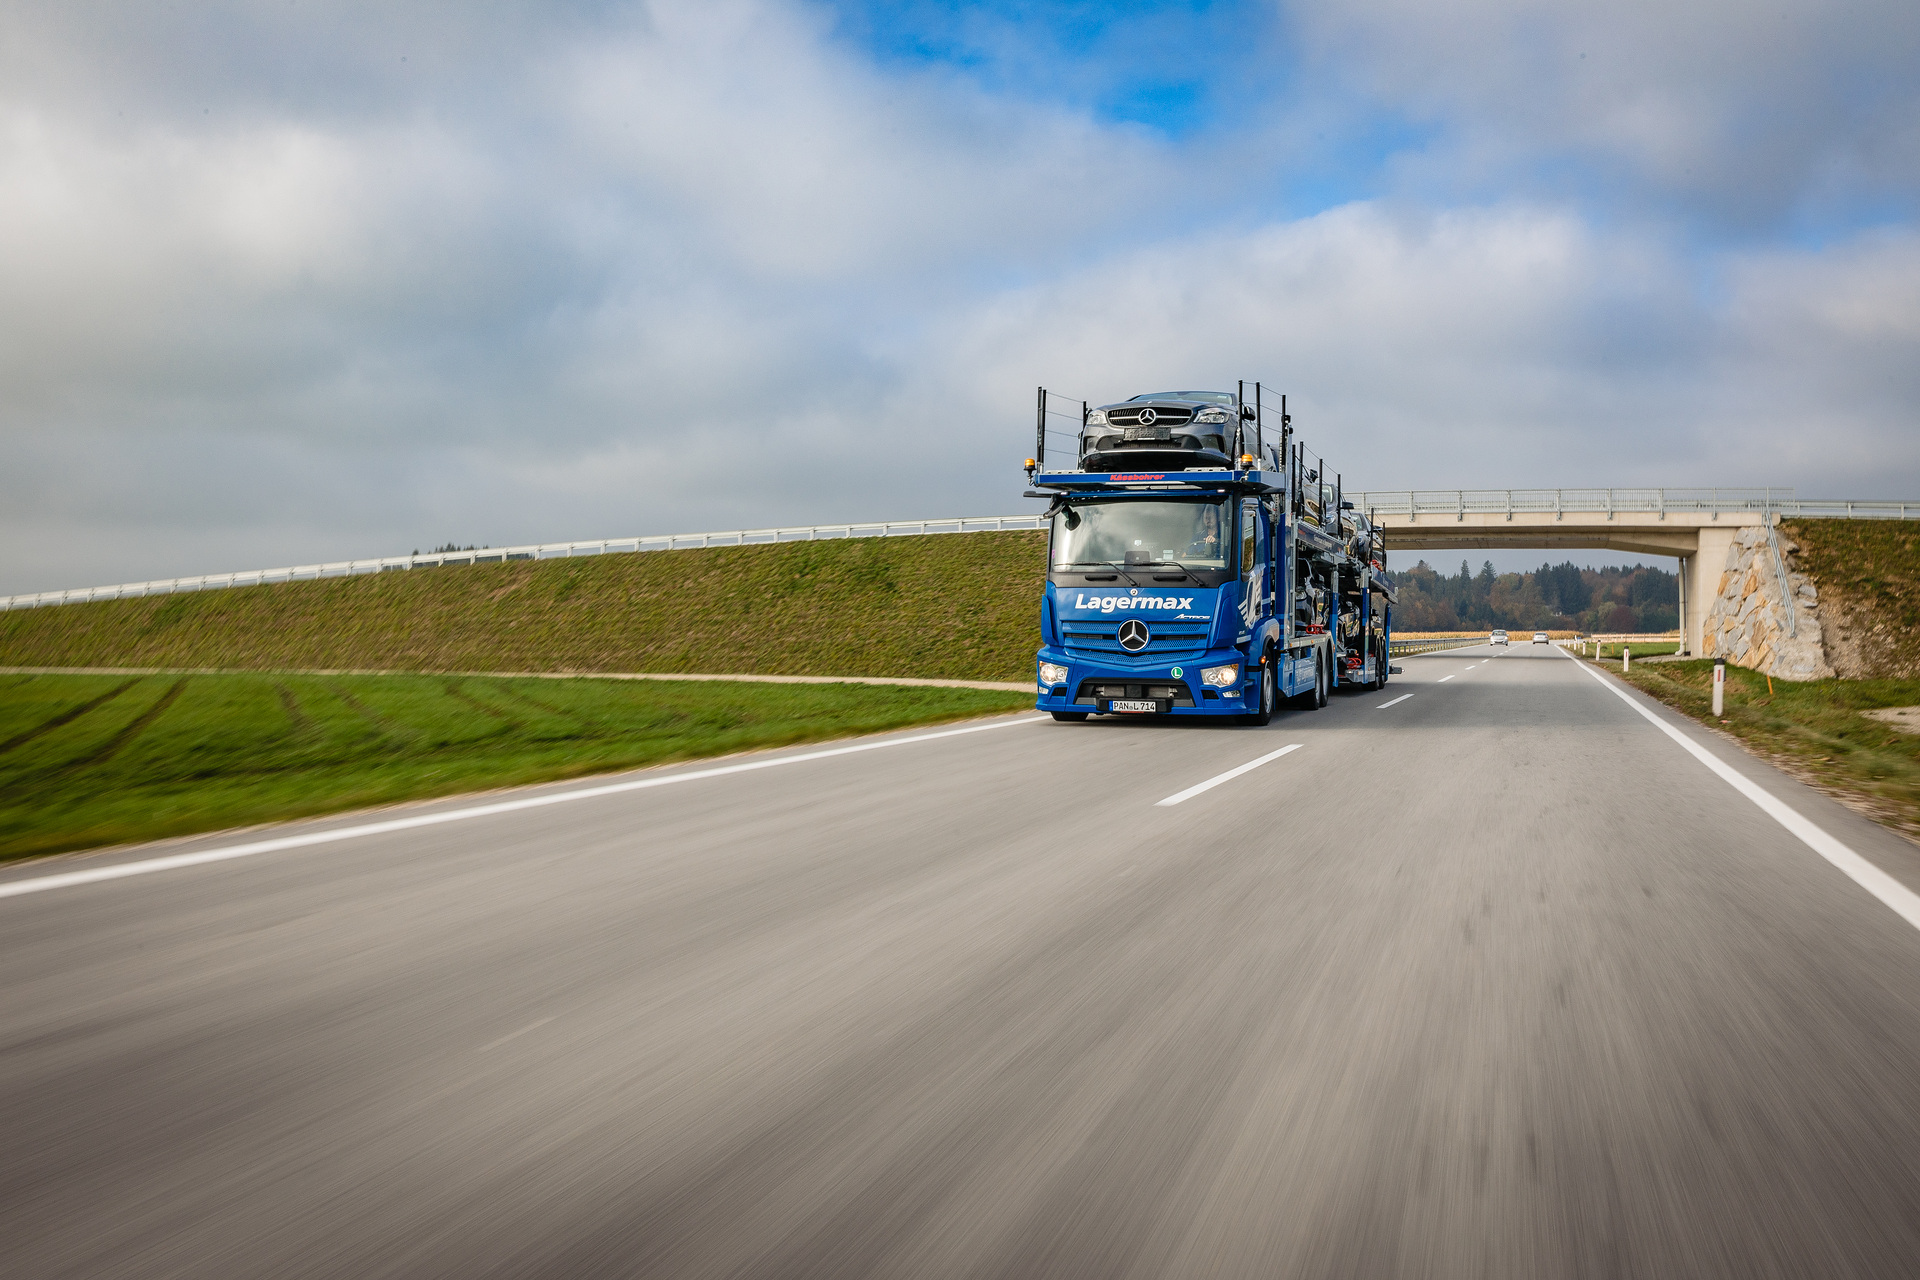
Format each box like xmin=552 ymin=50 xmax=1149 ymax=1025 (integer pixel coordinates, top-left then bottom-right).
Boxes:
xmin=1107 ymin=699 xmax=1159 ymax=713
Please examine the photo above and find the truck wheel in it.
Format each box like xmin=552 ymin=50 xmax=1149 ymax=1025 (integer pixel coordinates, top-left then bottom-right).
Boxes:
xmin=1291 ymin=654 xmax=1316 ymax=710
xmin=1314 ymin=652 xmax=1329 ymax=708
xmin=1050 ymin=710 xmax=1089 ymax=722
xmin=1244 ymin=661 xmax=1275 ymax=726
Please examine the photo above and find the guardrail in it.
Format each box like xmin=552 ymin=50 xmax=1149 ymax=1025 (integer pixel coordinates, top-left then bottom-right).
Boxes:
xmin=1388 ymin=635 xmax=1483 ymax=657
xmin=1 ymin=515 xmax=1047 ymax=612
xmin=1346 ymin=488 xmax=1920 ymax=521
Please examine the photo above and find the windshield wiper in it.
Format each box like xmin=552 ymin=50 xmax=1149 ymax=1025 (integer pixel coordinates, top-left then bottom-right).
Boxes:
xmin=1070 ymin=561 xmax=1141 ymax=585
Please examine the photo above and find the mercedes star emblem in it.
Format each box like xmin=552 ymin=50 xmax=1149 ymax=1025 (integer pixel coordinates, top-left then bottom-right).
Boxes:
xmin=1118 ymin=619 xmax=1151 ymax=652
xmin=1137 ymin=408 xmax=1158 ymax=425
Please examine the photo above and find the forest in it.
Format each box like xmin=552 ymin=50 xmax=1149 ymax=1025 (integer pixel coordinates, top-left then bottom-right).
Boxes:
xmin=1389 ymin=559 xmax=1680 ymax=634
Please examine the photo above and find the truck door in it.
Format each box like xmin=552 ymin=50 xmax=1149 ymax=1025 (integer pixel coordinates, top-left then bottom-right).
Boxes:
xmin=1238 ymin=498 xmax=1268 ymax=630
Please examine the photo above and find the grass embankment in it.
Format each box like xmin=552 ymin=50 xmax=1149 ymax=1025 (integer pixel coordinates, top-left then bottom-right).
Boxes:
xmin=0 ymin=531 xmax=1047 ymax=682
xmin=1782 ymin=519 xmax=1920 ymax=678
xmin=1591 ymin=641 xmax=1682 ymax=660
xmin=1586 ymin=656 xmax=1920 ymax=842
xmin=0 ymin=672 xmax=1032 ymax=861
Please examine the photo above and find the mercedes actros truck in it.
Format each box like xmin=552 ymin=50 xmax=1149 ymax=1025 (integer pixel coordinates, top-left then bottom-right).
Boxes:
xmin=1027 ymin=383 xmax=1394 ymax=724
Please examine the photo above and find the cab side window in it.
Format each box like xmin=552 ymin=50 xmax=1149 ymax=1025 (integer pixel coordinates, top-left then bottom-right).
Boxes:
xmin=1239 ymin=499 xmax=1266 ymax=624
xmin=1239 ymin=499 xmax=1258 ymax=585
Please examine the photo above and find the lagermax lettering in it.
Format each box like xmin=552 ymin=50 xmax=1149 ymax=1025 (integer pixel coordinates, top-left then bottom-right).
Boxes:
xmin=1073 ymin=594 xmax=1195 ymax=613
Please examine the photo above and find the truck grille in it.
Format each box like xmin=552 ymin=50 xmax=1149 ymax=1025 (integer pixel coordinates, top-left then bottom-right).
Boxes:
xmin=1061 ymin=621 xmax=1212 ymax=662
xmin=1104 ymin=405 xmax=1194 ymax=427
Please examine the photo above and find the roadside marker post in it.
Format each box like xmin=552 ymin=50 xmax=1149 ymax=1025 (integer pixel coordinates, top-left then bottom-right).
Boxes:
xmin=1623 ymin=646 xmax=1631 ymax=672
xmin=1712 ymin=659 xmax=1726 ymax=717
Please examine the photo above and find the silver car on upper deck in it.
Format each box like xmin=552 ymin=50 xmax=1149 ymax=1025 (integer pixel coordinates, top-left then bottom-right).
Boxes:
xmin=1078 ymin=391 xmax=1250 ymax=472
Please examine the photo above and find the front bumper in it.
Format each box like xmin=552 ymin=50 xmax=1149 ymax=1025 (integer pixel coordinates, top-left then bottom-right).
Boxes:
xmin=1035 ymin=647 xmax=1252 ymax=717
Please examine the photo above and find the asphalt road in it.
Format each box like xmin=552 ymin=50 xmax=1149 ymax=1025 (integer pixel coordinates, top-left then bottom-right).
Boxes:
xmin=6 ymin=644 xmax=1920 ymax=1278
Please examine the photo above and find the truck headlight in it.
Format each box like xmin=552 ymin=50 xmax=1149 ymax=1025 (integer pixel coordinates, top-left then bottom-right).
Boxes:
xmin=1039 ymin=662 xmax=1069 ymax=687
xmin=1194 ymin=408 xmax=1231 ymax=424
xmin=1200 ymin=662 xmax=1239 ymax=687
xmin=1084 ymin=409 xmax=1108 ymax=427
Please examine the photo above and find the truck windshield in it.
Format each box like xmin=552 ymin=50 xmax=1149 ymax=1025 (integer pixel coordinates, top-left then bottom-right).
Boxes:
xmin=1050 ymin=500 xmax=1229 ymax=570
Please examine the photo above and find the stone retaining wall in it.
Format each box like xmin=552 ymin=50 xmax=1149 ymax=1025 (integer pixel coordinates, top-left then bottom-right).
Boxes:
xmin=1701 ymin=524 xmax=1835 ymax=680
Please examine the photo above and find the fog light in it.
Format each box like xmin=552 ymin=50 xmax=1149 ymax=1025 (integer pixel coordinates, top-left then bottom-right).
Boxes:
xmin=1200 ymin=662 xmax=1239 ymax=688
xmin=1039 ymin=662 xmax=1069 ymax=686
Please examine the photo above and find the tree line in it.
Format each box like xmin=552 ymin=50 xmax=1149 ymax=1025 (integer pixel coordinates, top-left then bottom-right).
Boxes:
xmin=1389 ymin=560 xmax=1679 ymax=634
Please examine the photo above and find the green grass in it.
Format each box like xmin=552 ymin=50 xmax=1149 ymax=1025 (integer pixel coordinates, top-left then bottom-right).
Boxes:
xmin=0 ymin=672 xmax=1033 ymax=861
xmin=0 ymin=531 xmax=1048 ymax=682
xmin=1588 ymin=655 xmax=1920 ymax=841
xmin=1589 ymin=641 xmax=1682 ymax=660
xmin=1782 ymin=519 xmax=1920 ymax=678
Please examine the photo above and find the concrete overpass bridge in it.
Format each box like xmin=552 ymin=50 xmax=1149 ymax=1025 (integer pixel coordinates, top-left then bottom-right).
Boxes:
xmin=1347 ymin=489 xmax=1920 ymax=659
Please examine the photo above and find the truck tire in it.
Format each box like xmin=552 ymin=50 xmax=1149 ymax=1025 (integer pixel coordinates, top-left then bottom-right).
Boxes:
xmin=1290 ymin=652 xmax=1316 ymax=710
xmin=1244 ymin=660 xmax=1276 ymax=726
xmin=1314 ymin=651 xmax=1329 ymax=708
xmin=1050 ymin=710 xmax=1090 ymax=722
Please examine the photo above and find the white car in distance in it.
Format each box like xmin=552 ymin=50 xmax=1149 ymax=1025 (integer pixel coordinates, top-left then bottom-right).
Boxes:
xmin=1490 ymin=630 xmax=1509 ymax=646
xmin=1533 ymin=632 xmax=1549 ymax=644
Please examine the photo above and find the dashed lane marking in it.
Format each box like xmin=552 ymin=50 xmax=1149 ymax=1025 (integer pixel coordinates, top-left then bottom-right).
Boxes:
xmin=1156 ymin=744 xmax=1304 ymax=807
xmin=478 ymin=1017 xmax=554 ymax=1053
xmin=1377 ymin=694 xmax=1413 ymax=709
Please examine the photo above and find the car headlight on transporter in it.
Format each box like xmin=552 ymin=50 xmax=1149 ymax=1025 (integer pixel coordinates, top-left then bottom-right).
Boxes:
xmin=1083 ymin=409 xmax=1108 ymax=428
xmin=1200 ymin=662 xmax=1239 ymax=687
xmin=1039 ymin=662 xmax=1069 ymax=687
xmin=1193 ymin=408 xmax=1231 ymax=424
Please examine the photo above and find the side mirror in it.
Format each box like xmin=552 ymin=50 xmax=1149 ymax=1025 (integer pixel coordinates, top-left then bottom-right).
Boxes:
xmin=1241 ymin=405 xmax=1257 ymax=419
xmin=1388 ymin=665 xmax=1403 ymax=674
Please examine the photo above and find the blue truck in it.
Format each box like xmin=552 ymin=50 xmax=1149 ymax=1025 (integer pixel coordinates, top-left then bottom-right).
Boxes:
xmin=1027 ymin=384 xmax=1395 ymax=724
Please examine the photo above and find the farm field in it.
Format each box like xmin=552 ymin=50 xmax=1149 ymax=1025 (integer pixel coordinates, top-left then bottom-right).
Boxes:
xmin=0 ymin=672 xmax=1032 ymax=861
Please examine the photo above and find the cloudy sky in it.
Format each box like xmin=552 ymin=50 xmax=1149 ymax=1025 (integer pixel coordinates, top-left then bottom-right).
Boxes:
xmin=3 ymin=0 xmax=1918 ymax=592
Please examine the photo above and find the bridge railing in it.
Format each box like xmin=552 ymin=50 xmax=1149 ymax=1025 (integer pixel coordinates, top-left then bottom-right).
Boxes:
xmin=1346 ymin=488 xmax=1919 ymax=521
xmin=0 ymin=515 xmax=1047 ymax=612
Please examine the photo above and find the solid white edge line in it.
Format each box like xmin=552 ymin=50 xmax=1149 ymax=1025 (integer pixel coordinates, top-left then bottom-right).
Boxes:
xmin=1156 ymin=743 xmax=1303 ymax=807
xmin=1559 ymin=647 xmax=1920 ymax=932
xmin=1377 ymin=694 xmax=1413 ymax=709
xmin=0 ymin=715 xmax=1048 ymax=901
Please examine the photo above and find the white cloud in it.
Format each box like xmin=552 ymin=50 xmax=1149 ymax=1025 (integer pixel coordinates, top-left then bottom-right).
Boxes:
xmin=1294 ymin=0 xmax=1920 ymax=221
xmin=0 ymin=0 xmax=1915 ymax=595
xmin=908 ymin=203 xmax=1920 ymax=497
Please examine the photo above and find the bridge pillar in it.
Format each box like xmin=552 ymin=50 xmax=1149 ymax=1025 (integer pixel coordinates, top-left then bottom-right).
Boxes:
xmin=1690 ymin=526 xmax=1740 ymax=657
xmin=1677 ymin=554 xmax=1690 ymax=655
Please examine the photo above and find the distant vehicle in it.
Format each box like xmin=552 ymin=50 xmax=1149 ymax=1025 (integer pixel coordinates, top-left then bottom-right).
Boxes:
xmin=1491 ymin=630 xmax=1509 ymax=645
xmin=1533 ymin=632 xmax=1549 ymax=644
